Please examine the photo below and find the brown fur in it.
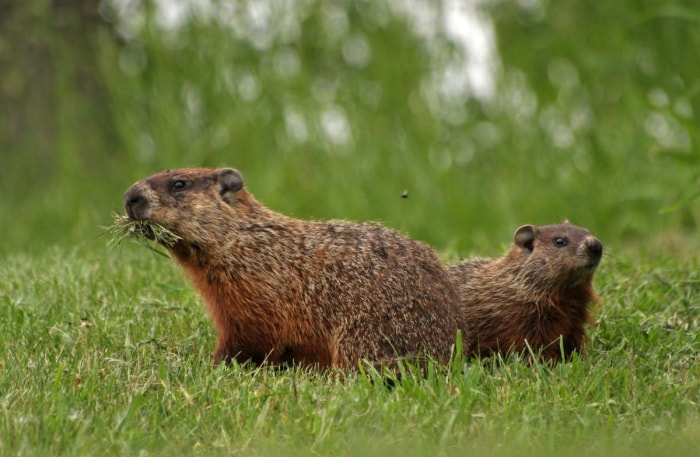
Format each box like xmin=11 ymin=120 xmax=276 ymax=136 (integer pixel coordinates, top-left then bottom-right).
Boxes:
xmin=448 ymin=222 xmax=603 ymax=362
xmin=123 ymin=167 xmax=466 ymax=368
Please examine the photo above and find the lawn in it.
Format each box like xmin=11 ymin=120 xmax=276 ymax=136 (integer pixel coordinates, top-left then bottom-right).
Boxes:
xmin=1 ymin=243 xmax=697 ymax=456
xmin=1 ymin=1 xmax=699 ymax=455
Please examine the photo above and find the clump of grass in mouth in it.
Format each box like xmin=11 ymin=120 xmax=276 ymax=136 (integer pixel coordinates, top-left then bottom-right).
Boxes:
xmin=106 ymin=214 xmax=181 ymax=250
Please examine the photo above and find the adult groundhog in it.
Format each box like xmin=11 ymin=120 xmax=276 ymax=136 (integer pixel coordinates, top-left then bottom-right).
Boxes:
xmin=448 ymin=222 xmax=603 ymax=362
xmin=123 ymin=167 xmax=466 ymax=368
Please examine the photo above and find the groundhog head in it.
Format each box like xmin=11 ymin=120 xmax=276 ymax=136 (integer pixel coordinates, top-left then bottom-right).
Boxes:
xmin=123 ymin=167 xmax=249 ymax=247
xmin=511 ymin=221 xmax=603 ymax=287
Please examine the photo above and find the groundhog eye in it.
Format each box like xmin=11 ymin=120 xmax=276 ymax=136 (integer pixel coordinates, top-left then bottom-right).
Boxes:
xmin=171 ymin=180 xmax=187 ymax=191
xmin=554 ymin=237 xmax=568 ymax=247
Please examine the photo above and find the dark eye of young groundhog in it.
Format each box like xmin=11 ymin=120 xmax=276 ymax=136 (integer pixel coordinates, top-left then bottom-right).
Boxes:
xmin=554 ymin=237 xmax=568 ymax=247
xmin=171 ymin=179 xmax=187 ymax=192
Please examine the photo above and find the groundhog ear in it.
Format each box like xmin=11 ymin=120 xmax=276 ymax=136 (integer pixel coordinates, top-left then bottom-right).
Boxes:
xmin=514 ymin=225 xmax=536 ymax=252
xmin=217 ymin=168 xmax=244 ymax=200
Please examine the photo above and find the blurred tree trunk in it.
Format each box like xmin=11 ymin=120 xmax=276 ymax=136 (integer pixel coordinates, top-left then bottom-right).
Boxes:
xmin=0 ymin=0 xmax=120 ymax=195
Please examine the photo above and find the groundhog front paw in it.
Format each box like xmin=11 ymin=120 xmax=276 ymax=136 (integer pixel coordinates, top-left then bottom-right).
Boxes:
xmin=212 ymin=342 xmax=239 ymax=367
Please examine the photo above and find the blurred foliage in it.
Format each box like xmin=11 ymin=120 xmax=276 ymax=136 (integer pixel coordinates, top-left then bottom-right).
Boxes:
xmin=0 ymin=0 xmax=698 ymax=256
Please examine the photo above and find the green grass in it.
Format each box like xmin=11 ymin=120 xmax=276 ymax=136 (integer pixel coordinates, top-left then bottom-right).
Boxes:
xmin=1 ymin=244 xmax=698 ymax=456
xmin=2 ymin=2 xmax=698 ymax=454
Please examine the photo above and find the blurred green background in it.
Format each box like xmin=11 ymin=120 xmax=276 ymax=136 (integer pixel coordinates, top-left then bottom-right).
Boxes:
xmin=1 ymin=0 xmax=698 ymax=257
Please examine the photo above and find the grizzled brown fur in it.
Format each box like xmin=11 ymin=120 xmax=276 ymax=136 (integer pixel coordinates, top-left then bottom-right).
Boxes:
xmin=448 ymin=222 xmax=602 ymax=362
xmin=123 ymin=167 xmax=466 ymax=368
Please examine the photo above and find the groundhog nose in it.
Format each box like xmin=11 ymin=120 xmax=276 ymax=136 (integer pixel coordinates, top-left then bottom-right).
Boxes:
xmin=587 ymin=238 xmax=603 ymax=258
xmin=124 ymin=186 xmax=147 ymax=219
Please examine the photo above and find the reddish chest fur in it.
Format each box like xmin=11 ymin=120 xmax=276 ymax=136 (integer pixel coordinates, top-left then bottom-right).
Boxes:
xmin=476 ymin=286 xmax=595 ymax=360
xmin=178 ymin=252 xmax=334 ymax=367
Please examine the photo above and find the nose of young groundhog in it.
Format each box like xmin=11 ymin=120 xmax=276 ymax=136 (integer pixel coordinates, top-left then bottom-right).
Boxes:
xmin=584 ymin=236 xmax=603 ymax=267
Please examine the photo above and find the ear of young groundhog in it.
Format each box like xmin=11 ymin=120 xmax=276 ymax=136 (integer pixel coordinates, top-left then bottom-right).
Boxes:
xmin=217 ymin=168 xmax=245 ymax=205
xmin=514 ymin=224 xmax=536 ymax=252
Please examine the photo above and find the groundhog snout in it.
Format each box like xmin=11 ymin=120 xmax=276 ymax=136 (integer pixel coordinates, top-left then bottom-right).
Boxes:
xmin=124 ymin=184 xmax=150 ymax=220
xmin=584 ymin=236 xmax=603 ymax=261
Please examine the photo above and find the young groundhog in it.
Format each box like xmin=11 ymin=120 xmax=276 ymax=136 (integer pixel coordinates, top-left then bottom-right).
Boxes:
xmin=123 ymin=167 xmax=466 ymax=368
xmin=448 ymin=222 xmax=603 ymax=362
